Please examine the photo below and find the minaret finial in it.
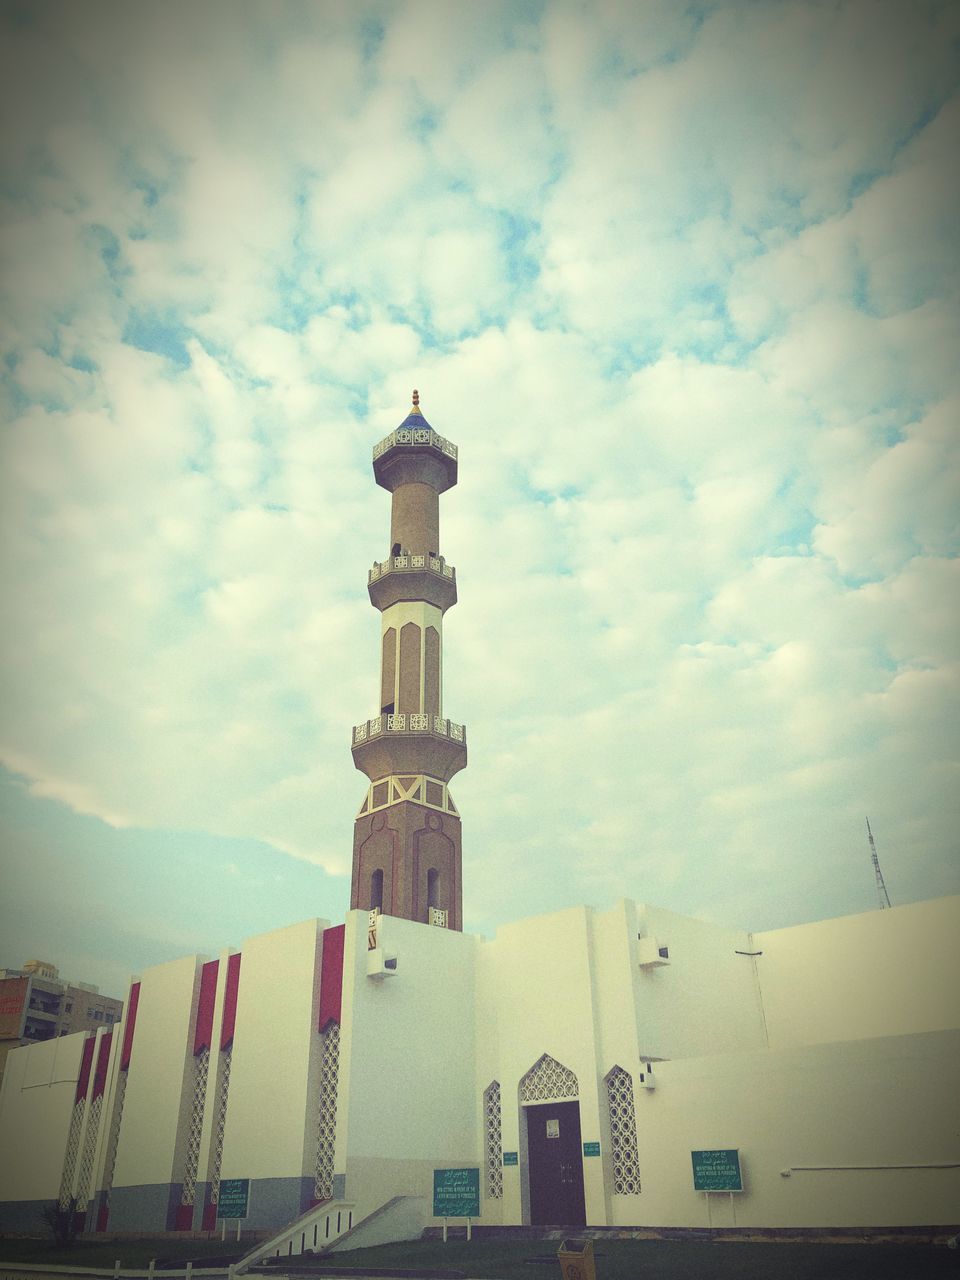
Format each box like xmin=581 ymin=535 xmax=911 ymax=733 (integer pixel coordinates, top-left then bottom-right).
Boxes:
xmin=412 ymin=388 xmax=420 ymax=411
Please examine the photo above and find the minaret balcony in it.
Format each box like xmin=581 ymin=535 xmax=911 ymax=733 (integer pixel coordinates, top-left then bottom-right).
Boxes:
xmin=372 ymin=427 xmax=458 ymax=493
xmin=367 ymin=554 xmax=457 ymax=611
xmin=373 ymin=427 xmax=458 ymax=461
xmin=351 ymin=714 xmax=467 ymax=782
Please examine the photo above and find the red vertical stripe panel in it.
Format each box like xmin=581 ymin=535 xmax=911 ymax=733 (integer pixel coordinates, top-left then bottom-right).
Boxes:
xmin=92 ymin=1032 xmax=113 ymax=1099
xmin=75 ymin=1036 xmax=96 ymax=1102
xmin=318 ymin=925 xmax=345 ymax=1031
xmin=220 ymin=952 xmax=241 ymax=1050
xmin=193 ymin=960 xmax=219 ymax=1055
xmin=120 ymin=981 xmax=140 ymax=1070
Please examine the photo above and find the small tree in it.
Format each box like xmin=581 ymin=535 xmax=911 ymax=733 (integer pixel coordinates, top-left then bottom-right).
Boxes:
xmin=40 ymin=1197 xmax=79 ymax=1248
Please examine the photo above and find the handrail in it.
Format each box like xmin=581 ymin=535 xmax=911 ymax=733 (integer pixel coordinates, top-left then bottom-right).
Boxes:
xmin=369 ymin=555 xmax=455 ymax=583
xmin=373 ymin=427 xmax=457 ymax=460
xmin=352 ymin=716 xmax=465 ymax=745
xmin=233 ymin=1200 xmax=355 ymax=1274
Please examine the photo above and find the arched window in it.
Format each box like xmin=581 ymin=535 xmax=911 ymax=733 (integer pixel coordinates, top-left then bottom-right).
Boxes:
xmin=483 ymin=1081 xmax=503 ymax=1199
xmin=427 ymin=868 xmax=440 ymax=910
xmin=370 ymin=869 xmax=384 ymax=912
xmin=605 ymin=1065 xmax=640 ymax=1194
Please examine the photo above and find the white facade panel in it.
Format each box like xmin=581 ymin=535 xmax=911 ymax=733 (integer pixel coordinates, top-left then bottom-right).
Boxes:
xmin=112 ymin=954 xmax=202 ymax=1189
xmin=220 ymin=918 xmax=325 ymax=1182
xmin=634 ymin=904 xmax=767 ymax=1059
xmin=755 ymin=896 xmax=960 ymax=1049
xmin=337 ymin=911 xmax=479 ymax=1224
xmin=0 ymin=1033 xmax=87 ymax=1203
xmin=634 ymin=1029 xmax=960 ymax=1227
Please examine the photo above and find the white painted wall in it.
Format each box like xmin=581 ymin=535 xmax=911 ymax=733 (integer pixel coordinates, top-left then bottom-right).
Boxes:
xmin=220 ymin=919 xmax=325 ymax=1182
xmin=113 ymin=954 xmax=202 ymax=1189
xmin=755 ymin=896 xmax=960 ymax=1049
xmin=338 ymin=911 xmax=479 ymax=1225
xmin=476 ymin=906 xmax=606 ymax=1226
xmin=634 ymin=904 xmax=767 ymax=1060
xmin=4 ymin=895 xmax=958 ymax=1234
xmin=0 ymin=1033 xmax=87 ymax=1202
xmin=633 ymin=1029 xmax=960 ymax=1227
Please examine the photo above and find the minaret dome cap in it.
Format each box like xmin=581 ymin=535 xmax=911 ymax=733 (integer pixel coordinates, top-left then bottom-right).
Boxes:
xmin=397 ymin=388 xmax=432 ymax=431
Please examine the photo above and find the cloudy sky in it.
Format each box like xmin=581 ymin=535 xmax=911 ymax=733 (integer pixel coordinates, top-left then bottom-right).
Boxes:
xmin=1 ymin=0 xmax=957 ymax=997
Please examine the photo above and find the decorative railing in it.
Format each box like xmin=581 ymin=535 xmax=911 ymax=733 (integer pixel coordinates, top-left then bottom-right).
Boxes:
xmin=373 ymin=427 xmax=457 ymax=460
xmin=369 ymin=554 xmax=455 ymax=583
xmin=353 ymin=715 xmax=465 ymax=745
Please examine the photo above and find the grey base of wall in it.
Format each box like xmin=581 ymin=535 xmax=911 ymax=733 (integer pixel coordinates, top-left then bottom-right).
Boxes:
xmin=104 ymin=1184 xmax=175 ymax=1233
xmin=0 ymin=1198 xmax=47 ymax=1234
xmin=422 ymin=1224 xmax=960 ymax=1246
xmin=1 ymin=1176 xmax=318 ymax=1238
xmin=94 ymin=1178 xmax=314 ymax=1234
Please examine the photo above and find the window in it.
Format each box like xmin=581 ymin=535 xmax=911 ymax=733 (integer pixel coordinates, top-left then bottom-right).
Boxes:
xmin=370 ymin=869 xmax=384 ymax=912
xmin=605 ymin=1066 xmax=641 ymax=1195
xmin=65 ymin=1002 xmax=73 ymax=1013
xmin=658 ymin=946 xmax=669 ymax=959
xmin=483 ymin=1082 xmax=503 ymax=1199
xmin=427 ymin=868 xmax=440 ymax=910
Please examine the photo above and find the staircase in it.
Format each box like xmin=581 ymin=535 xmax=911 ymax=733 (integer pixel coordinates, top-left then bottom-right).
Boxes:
xmin=234 ymin=1201 xmax=356 ymax=1274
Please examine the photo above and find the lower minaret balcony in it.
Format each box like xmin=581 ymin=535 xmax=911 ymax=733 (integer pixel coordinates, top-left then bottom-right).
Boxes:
xmin=368 ymin=554 xmax=457 ymax=612
xmin=351 ymin=714 xmax=467 ymax=782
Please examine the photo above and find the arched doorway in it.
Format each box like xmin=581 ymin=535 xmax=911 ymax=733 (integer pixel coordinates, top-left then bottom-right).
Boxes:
xmin=519 ymin=1054 xmax=586 ymax=1226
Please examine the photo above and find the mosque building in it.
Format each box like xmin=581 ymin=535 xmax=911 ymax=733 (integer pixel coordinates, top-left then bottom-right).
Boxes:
xmin=0 ymin=396 xmax=957 ymax=1245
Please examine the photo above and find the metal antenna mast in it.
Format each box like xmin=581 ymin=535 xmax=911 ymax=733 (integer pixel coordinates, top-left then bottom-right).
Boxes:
xmin=865 ymin=816 xmax=892 ymax=909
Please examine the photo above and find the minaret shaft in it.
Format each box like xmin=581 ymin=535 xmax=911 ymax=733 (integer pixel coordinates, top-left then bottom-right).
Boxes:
xmin=350 ymin=395 xmax=465 ymax=931
xmin=379 ymin=603 xmax=442 ymax=717
xmin=391 ymin=483 xmax=439 ymax=558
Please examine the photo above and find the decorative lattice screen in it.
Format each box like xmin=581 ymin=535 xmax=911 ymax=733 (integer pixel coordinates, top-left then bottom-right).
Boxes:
xmin=180 ymin=1047 xmax=210 ymax=1207
xmin=606 ymin=1065 xmax=641 ymax=1194
xmin=209 ymin=1047 xmax=232 ymax=1206
xmin=483 ymin=1081 xmax=503 ymax=1198
xmin=518 ymin=1054 xmax=579 ymax=1103
xmin=314 ymin=1024 xmax=340 ymax=1201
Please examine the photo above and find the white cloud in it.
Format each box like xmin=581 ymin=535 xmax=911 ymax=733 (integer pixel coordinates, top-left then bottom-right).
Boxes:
xmin=0 ymin=0 xmax=957 ymax=981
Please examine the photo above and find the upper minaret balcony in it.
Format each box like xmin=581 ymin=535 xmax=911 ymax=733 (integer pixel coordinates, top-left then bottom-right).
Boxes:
xmin=372 ymin=390 xmax=458 ymax=495
xmin=368 ymin=551 xmax=457 ymax=613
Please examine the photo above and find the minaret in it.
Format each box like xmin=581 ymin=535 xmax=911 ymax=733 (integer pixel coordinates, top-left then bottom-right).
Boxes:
xmin=350 ymin=391 xmax=466 ymax=930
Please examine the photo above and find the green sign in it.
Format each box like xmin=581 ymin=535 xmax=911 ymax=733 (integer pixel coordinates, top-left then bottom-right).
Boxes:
xmin=582 ymin=1142 xmax=601 ymax=1157
xmin=502 ymin=1151 xmax=518 ymax=1166
xmin=433 ymin=1167 xmax=480 ymax=1218
xmin=691 ymin=1149 xmax=743 ymax=1192
xmin=217 ymin=1178 xmax=250 ymax=1219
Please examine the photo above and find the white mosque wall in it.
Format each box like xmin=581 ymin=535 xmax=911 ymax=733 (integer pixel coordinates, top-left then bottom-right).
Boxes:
xmin=633 ymin=1028 xmax=960 ymax=1228
xmin=109 ymin=954 xmax=203 ymax=1230
xmin=337 ymin=911 xmax=481 ymax=1229
xmin=475 ymin=904 xmax=634 ymax=1228
xmin=1 ymin=896 xmax=957 ymax=1235
xmin=219 ymin=918 xmax=327 ymax=1228
xmin=0 ymin=1032 xmax=88 ymax=1214
xmin=755 ymin=896 xmax=960 ymax=1050
xmin=633 ymin=904 xmax=767 ymax=1060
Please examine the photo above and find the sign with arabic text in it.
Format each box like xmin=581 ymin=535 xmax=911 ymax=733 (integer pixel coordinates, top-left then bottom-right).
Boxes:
xmin=691 ymin=1149 xmax=743 ymax=1192
xmin=433 ymin=1167 xmax=480 ymax=1217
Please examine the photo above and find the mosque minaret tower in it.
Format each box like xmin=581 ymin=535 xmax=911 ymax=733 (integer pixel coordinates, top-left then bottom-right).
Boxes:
xmin=350 ymin=391 xmax=466 ymax=930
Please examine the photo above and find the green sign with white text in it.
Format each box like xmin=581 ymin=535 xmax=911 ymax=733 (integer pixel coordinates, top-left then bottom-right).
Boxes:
xmin=691 ymin=1149 xmax=743 ymax=1192
xmin=433 ymin=1167 xmax=480 ymax=1217
xmin=217 ymin=1179 xmax=250 ymax=1219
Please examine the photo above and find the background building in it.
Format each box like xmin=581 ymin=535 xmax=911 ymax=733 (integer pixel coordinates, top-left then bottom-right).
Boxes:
xmin=0 ymin=961 xmax=123 ymax=1088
